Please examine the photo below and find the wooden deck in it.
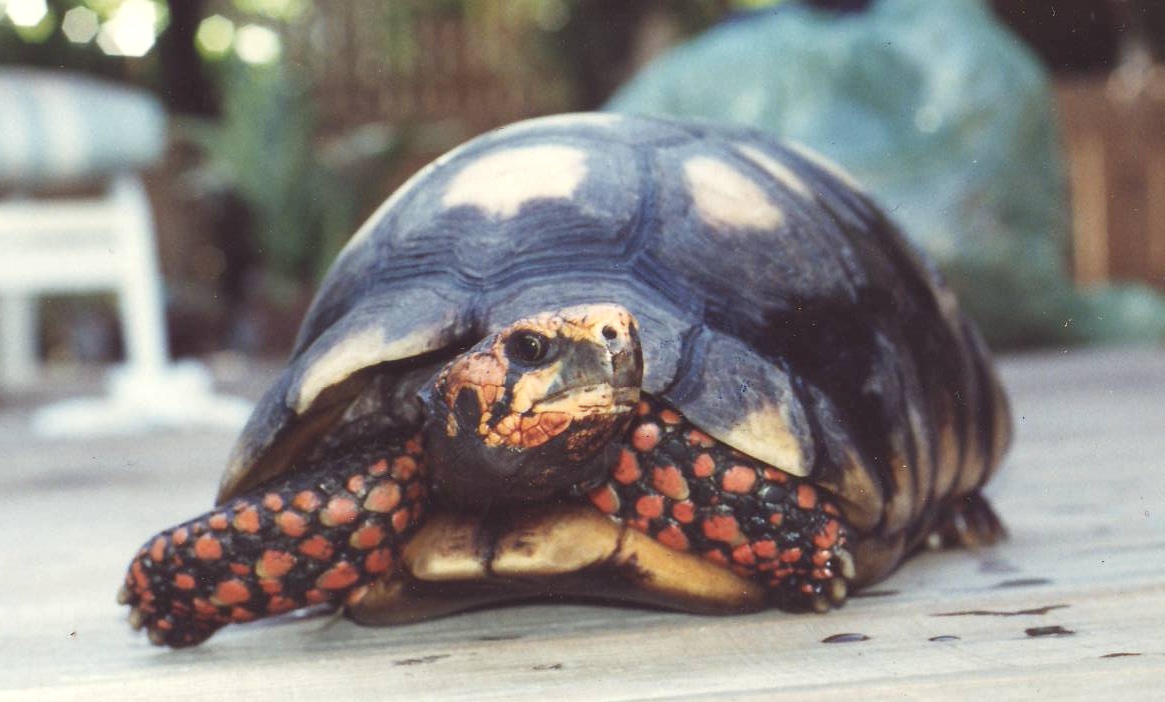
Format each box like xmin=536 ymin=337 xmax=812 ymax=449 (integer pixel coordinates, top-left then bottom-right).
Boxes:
xmin=2 ymin=347 xmax=1163 ymax=700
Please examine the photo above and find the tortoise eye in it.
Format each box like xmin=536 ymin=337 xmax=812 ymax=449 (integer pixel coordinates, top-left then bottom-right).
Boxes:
xmin=507 ymin=331 xmax=550 ymax=365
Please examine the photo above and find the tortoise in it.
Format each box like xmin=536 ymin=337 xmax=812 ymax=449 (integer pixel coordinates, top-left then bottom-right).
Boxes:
xmin=119 ymin=113 xmax=1011 ymax=648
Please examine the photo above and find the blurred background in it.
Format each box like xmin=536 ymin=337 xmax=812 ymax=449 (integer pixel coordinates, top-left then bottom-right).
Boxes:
xmin=1 ymin=0 xmax=1163 ymax=417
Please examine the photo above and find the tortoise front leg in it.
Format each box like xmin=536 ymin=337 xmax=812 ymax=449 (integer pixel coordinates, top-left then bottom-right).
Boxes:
xmin=118 ymin=434 xmax=428 ymax=647
xmin=585 ymin=396 xmax=854 ymax=612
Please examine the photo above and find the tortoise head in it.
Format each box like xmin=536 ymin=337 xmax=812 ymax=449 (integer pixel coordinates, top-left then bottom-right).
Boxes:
xmin=420 ymin=304 xmax=642 ymax=508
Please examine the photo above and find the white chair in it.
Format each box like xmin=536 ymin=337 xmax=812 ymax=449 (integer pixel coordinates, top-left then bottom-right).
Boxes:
xmin=0 ymin=70 xmax=250 ymax=435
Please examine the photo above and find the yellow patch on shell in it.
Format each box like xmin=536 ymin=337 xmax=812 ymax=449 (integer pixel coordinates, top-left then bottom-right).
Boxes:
xmin=683 ymin=156 xmax=784 ymax=231
xmin=718 ymin=402 xmax=808 ymax=477
xmin=293 ymin=325 xmax=442 ymax=414
xmin=784 ymin=141 xmax=864 ymax=192
xmin=442 ymin=145 xmax=589 ymax=219
xmin=734 ymin=144 xmax=812 ymax=198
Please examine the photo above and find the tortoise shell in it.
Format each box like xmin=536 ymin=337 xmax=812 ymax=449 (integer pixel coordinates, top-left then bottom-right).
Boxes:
xmin=220 ymin=112 xmax=1009 ymax=578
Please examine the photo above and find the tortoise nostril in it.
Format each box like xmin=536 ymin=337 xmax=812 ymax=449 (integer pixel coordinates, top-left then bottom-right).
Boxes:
xmin=602 ymin=325 xmax=618 ymax=341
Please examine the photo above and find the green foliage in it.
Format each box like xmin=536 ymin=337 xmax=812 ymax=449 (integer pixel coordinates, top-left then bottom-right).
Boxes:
xmin=186 ymin=63 xmax=402 ymax=302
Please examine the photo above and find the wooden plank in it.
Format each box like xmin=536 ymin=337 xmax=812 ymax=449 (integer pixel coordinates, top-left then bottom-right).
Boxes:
xmin=1 ymin=347 xmax=1163 ymax=700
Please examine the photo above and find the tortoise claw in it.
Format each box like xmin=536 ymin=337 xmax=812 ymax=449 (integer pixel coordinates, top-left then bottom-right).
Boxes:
xmin=128 ymin=607 xmax=144 ymax=631
xmin=148 ymin=627 xmax=168 ymax=646
xmin=117 ymin=584 xmax=132 ymax=606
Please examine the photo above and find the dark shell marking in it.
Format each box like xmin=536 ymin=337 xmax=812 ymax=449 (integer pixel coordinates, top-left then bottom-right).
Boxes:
xmin=586 ymin=396 xmax=851 ymax=610
xmin=119 ymin=435 xmax=427 ymax=647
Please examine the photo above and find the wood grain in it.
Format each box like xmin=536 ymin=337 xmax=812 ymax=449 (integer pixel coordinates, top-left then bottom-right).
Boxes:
xmin=2 ymin=348 xmax=1163 ymax=701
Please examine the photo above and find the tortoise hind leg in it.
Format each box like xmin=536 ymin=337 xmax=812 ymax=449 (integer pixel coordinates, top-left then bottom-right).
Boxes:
xmin=928 ymin=491 xmax=1006 ymax=550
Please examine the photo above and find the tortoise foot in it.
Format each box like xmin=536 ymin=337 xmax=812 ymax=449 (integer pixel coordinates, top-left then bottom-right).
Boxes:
xmin=929 ymin=491 xmax=1006 ymax=550
xmin=118 ymin=436 xmax=427 ymax=648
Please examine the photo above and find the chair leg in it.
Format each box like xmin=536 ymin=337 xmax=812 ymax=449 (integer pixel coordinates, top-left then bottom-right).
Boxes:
xmin=111 ymin=175 xmax=169 ymax=377
xmin=0 ymin=293 xmax=38 ymax=387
